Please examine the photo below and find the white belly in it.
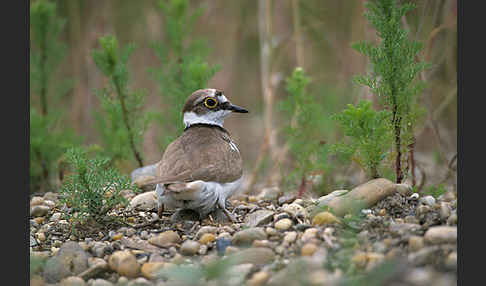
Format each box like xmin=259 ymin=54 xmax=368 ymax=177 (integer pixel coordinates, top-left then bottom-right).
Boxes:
xmin=156 ymin=177 xmax=243 ymax=216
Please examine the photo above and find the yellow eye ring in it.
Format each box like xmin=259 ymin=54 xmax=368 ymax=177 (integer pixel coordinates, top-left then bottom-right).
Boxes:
xmin=204 ymin=97 xmax=218 ymax=108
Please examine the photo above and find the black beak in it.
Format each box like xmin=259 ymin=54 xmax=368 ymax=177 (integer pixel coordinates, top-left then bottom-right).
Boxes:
xmin=225 ymin=103 xmax=249 ymax=113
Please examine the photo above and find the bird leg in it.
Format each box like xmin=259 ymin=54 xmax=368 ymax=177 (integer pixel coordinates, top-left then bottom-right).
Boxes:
xmin=222 ymin=207 xmax=237 ymax=223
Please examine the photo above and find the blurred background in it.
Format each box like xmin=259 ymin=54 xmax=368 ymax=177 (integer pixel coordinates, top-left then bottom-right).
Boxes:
xmin=30 ymin=0 xmax=457 ymax=196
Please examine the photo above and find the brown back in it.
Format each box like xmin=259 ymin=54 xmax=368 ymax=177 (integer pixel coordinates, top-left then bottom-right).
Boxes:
xmin=153 ymin=124 xmax=243 ymax=184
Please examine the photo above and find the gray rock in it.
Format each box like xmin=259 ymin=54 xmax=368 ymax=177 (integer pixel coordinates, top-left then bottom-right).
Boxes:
xmin=195 ymin=226 xmax=219 ymax=239
xmin=233 ymin=247 xmax=275 ymax=265
xmin=232 ymin=228 xmax=267 ymax=246
xmin=316 ymin=190 xmax=348 ymax=206
xmin=30 ymin=235 xmax=38 ymax=247
xmin=424 ymin=226 xmax=457 ymax=244
xmin=30 ymin=196 xmax=45 ymax=207
xmin=420 ymin=195 xmax=436 ymax=206
xmin=281 ymin=203 xmax=308 ymax=218
xmin=226 ymin=263 xmax=254 ymax=286
xmin=127 ymin=277 xmax=153 ymax=286
xmin=79 ymin=258 xmax=108 ymax=280
xmin=408 ymin=246 xmax=441 ymax=266
xmin=30 ymin=205 xmax=50 ymax=217
xmin=389 ymin=223 xmax=422 ymax=237
xmin=245 ymin=210 xmax=275 ymax=227
xmin=180 ymin=240 xmax=200 ymax=256
xmin=88 ymin=279 xmax=114 ymax=286
xmin=60 ymin=276 xmax=86 ymax=286
xmin=439 ymin=202 xmax=452 ymax=220
xmin=129 ymin=191 xmax=157 ymax=211
xmin=447 ymin=212 xmax=457 ymax=225
xmin=43 ymin=242 xmax=90 ymax=283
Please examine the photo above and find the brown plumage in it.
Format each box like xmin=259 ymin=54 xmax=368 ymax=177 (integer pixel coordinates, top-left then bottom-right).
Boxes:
xmin=152 ymin=124 xmax=243 ymax=187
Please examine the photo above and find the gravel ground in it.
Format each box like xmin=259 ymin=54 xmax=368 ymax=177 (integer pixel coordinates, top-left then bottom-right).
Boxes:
xmin=29 ymin=183 xmax=457 ymax=286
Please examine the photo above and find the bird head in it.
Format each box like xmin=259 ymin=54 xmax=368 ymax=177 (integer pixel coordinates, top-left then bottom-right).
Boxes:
xmin=182 ymin=89 xmax=248 ymax=128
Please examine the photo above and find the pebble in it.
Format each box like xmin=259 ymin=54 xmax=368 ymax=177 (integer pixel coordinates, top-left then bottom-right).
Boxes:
xmin=312 ymin=212 xmax=341 ymax=226
xmin=281 ymin=203 xmax=308 ymax=218
xmin=245 ymin=210 xmax=275 ymax=227
xmin=36 ymin=232 xmax=46 ymax=242
xmin=43 ymin=242 xmax=89 ymax=283
xmin=180 ymin=240 xmax=200 ymax=256
xmin=439 ymin=202 xmax=451 ymax=220
xmin=108 ymin=250 xmax=140 ymax=278
xmin=420 ymin=195 xmax=436 ymax=206
xmin=283 ymin=231 xmax=297 ymax=244
xmin=60 ymin=276 xmax=86 ymax=286
xmin=199 ymin=233 xmax=216 ymax=244
xmin=247 ymin=271 xmax=270 ymax=286
xmin=148 ymin=231 xmax=181 ymax=247
xmin=129 ymin=191 xmax=157 ymax=211
xmin=31 ymin=205 xmax=50 ymax=217
xmin=195 ymin=226 xmax=219 ymax=239
xmin=301 ymin=243 xmax=318 ymax=256
xmin=301 ymin=228 xmax=318 ymax=242
xmin=447 ymin=212 xmax=457 ymax=225
xmin=424 ymin=226 xmax=457 ymax=244
xmin=88 ymin=279 xmax=113 ymax=286
xmin=232 ymin=227 xmax=267 ymax=246
xmin=409 ymin=193 xmax=420 ymax=200
xmin=127 ymin=277 xmax=153 ymax=286
xmin=235 ymin=247 xmax=275 ymax=265
xmin=141 ymin=262 xmax=165 ymax=280
xmin=265 ymin=227 xmax=278 ymax=236
xmin=198 ymin=244 xmax=208 ymax=255
xmin=216 ymin=238 xmax=232 ymax=256
xmin=445 ymin=252 xmax=457 ymax=270
xmin=408 ymin=236 xmax=425 ymax=252
xmin=274 ymin=218 xmax=293 ymax=231
xmin=30 ymin=196 xmax=45 ymax=207
xmin=408 ymin=246 xmax=441 ymax=266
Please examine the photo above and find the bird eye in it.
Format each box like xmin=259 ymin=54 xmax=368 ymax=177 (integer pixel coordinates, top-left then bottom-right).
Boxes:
xmin=204 ymin=97 xmax=218 ymax=108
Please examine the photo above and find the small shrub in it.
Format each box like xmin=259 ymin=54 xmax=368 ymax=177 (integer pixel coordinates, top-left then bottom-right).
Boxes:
xmin=280 ymin=67 xmax=331 ymax=196
xmin=423 ymin=184 xmax=447 ymax=199
xmin=352 ymin=0 xmax=429 ymax=182
xmin=331 ymin=100 xmax=392 ymax=179
xmin=92 ymin=35 xmax=151 ymax=168
xmin=30 ymin=0 xmax=79 ymax=192
xmin=59 ymin=147 xmax=137 ymax=226
xmin=150 ymin=0 xmax=220 ymax=149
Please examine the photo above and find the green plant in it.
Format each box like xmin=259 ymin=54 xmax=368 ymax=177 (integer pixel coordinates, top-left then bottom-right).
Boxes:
xmin=30 ymin=0 xmax=80 ymax=192
xmin=352 ymin=0 xmax=428 ymax=183
xmin=59 ymin=147 xmax=136 ymax=226
xmin=331 ymin=101 xmax=392 ymax=179
xmin=150 ymin=0 xmax=220 ymax=149
xmin=92 ymin=35 xmax=151 ymax=168
xmin=423 ymin=184 xmax=447 ymax=199
xmin=280 ymin=67 xmax=330 ymax=196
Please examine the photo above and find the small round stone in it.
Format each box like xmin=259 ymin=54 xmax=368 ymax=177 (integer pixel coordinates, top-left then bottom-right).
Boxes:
xmin=447 ymin=213 xmax=457 ymax=225
xmin=30 ymin=196 xmax=45 ymax=207
xmin=108 ymin=250 xmax=140 ymax=278
xmin=141 ymin=262 xmax=166 ymax=280
xmin=111 ymin=233 xmax=123 ymax=241
xmin=30 ymin=205 xmax=50 ymax=217
xmin=424 ymin=226 xmax=457 ymax=244
xmin=148 ymin=231 xmax=181 ymax=247
xmin=199 ymin=233 xmax=216 ymax=245
xmin=301 ymin=228 xmax=318 ymax=242
xmin=312 ymin=212 xmax=340 ymax=226
xmin=36 ymin=232 xmax=46 ymax=242
xmin=60 ymin=276 xmax=86 ymax=286
xmin=408 ymin=236 xmax=424 ymax=252
xmin=247 ymin=271 xmax=270 ymax=286
xmin=180 ymin=240 xmax=200 ymax=256
xmin=274 ymin=218 xmax=293 ymax=231
xmin=301 ymin=243 xmax=318 ymax=256
xmin=420 ymin=195 xmax=436 ymax=206
xmin=283 ymin=232 xmax=297 ymax=244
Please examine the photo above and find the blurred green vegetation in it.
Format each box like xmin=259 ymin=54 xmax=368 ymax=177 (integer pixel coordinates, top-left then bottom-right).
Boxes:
xmin=30 ymin=0 xmax=457 ymax=196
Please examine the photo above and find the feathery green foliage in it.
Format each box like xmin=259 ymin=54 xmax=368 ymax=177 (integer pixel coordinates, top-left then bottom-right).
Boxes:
xmin=352 ymin=0 xmax=428 ymax=183
xmin=92 ymin=35 xmax=151 ymax=168
xmin=30 ymin=0 xmax=80 ymax=192
xmin=150 ymin=0 xmax=220 ymax=149
xmin=280 ymin=67 xmax=330 ymax=194
xmin=331 ymin=101 xmax=392 ymax=179
xmin=59 ymin=147 xmax=136 ymax=226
